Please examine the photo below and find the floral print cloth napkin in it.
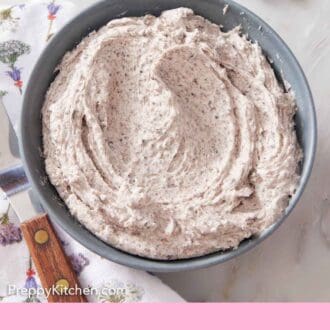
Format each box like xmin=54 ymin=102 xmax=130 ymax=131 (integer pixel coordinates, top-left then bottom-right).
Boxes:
xmin=0 ymin=0 xmax=184 ymax=303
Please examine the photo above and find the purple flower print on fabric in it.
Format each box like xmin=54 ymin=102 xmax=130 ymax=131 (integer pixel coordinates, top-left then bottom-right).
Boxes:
xmin=0 ymin=211 xmax=22 ymax=246
xmin=46 ymin=1 xmax=61 ymax=41
xmin=0 ymin=40 xmax=30 ymax=94
xmin=6 ymin=66 xmax=22 ymax=91
xmin=69 ymin=252 xmax=90 ymax=275
xmin=24 ymin=268 xmax=41 ymax=303
xmin=47 ymin=2 xmax=60 ymax=20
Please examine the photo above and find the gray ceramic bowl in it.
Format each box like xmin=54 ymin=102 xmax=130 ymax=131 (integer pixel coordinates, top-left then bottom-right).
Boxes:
xmin=20 ymin=0 xmax=317 ymax=272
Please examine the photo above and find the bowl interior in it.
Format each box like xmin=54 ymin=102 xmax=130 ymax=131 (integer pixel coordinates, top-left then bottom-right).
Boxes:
xmin=20 ymin=0 xmax=316 ymax=272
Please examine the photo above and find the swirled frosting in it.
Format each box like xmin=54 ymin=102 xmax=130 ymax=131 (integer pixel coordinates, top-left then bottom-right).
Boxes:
xmin=42 ymin=8 xmax=302 ymax=259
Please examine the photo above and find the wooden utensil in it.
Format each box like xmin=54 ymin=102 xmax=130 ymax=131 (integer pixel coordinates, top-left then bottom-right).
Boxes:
xmin=21 ymin=213 xmax=87 ymax=302
xmin=6 ymin=188 xmax=87 ymax=303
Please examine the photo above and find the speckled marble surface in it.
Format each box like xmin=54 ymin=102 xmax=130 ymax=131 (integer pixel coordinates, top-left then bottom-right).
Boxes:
xmin=1 ymin=0 xmax=329 ymax=302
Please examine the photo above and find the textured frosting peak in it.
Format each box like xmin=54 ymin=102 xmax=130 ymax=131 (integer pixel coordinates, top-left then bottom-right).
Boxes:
xmin=42 ymin=8 xmax=301 ymax=259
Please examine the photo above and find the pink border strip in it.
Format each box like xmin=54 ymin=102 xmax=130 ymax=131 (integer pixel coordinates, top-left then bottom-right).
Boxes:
xmin=0 ymin=303 xmax=326 ymax=328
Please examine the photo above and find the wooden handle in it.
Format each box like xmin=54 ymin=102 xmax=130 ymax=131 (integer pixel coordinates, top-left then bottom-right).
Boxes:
xmin=21 ymin=214 xmax=87 ymax=303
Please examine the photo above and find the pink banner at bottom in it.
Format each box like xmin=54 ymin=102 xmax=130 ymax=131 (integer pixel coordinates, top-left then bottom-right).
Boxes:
xmin=0 ymin=303 xmax=327 ymax=329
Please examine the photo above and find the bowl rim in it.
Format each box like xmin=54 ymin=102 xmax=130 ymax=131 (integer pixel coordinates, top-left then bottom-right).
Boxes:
xmin=19 ymin=0 xmax=317 ymax=272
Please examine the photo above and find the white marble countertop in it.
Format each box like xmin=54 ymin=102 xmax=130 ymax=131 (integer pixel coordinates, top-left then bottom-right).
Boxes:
xmin=1 ymin=0 xmax=329 ymax=302
xmin=159 ymin=0 xmax=330 ymax=302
